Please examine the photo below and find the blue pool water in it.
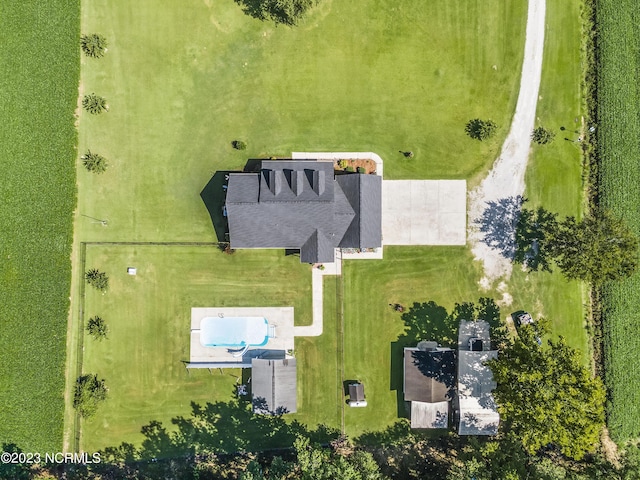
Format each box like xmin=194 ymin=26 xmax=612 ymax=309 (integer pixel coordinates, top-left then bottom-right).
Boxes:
xmin=200 ymin=316 xmax=269 ymax=347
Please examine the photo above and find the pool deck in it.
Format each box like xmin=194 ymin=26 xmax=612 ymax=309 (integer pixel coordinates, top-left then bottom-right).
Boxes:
xmin=189 ymin=307 xmax=295 ymax=364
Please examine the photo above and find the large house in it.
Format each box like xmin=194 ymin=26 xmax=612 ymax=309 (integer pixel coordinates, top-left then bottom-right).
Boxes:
xmin=225 ymin=159 xmax=382 ymax=263
xmin=455 ymin=320 xmax=500 ymax=435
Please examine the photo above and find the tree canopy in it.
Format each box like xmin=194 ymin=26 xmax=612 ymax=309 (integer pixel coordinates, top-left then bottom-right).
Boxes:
xmin=85 ymin=268 xmax=109 ymax=291
xmin=82 ymin=93 xmax=108 ymax=114
xmin=514 ymin=204 xmax=558 ymax=271
xmin=73 ymin=374 xmax=108 ymax=418
xmin=80 ymin=33 xmax=107 ymax=58
xmin=234 ymin=0 xmax=320 ymax=26
xmin=82 ymin=150 xmax=108 ymax=173
xmin=514 ymin=206 xmax=638 ymax=283
xmin=87 ymin=316 xmax=108 ymax=340
xmin=488 ymin=327 xmax=606 ymax=460
xmin=241 ymin=436 xmax=386 ymax=480
xmin=552 ymin=211 xmax=639 ymax=284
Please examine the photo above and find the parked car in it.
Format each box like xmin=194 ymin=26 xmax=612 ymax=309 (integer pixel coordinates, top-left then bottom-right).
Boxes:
xmin=512 ymin=311 xmax=542 ymax=345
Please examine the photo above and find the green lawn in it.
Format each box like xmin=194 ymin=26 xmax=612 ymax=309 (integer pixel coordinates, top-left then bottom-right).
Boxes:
xmin=80 ymin=246 xmax=311 ymax=451
xmin=521 ymin=0 xmax=587 ymax=355
xmin=0 ymin=1 xmax=79 ymax=452
xmin=77 ymin=0 xmax=526 ymax=245
xmin=72 ymin=0 xmax=588 ymax=451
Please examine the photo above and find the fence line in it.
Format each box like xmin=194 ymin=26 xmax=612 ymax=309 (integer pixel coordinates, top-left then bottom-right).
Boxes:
xmin=336 ymin=258 xmax=346 ymax=434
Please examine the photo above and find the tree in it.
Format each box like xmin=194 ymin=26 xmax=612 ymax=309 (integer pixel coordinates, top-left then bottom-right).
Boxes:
xmin=82 ymin=93 xmax=108 ymax=114
xmin=87 ymin=316 xmax=108 ymax=340
xmin=85 ymin=268 xmax=109 ymax=291
xmin=531 ymin=126 xmax=556 ymax=145
xmin=552 ymin=210 xmax=639 ymax=284
xmin=514 ymin=205 xmax=558 ymax=272
xmin=73 ymin=374 xmax=108 ymax=418
xmin=488 ymin=328 xmax=606 ymax=460
xmin=234 ymin=0 xmax=320 ymax=26
xmin=465 ymin=118 xmax=497 ymax=141
xmin=82 ymin=150 xmax=108 ymax=173
xmin=80 ymin=33 xmax=108 ymax=58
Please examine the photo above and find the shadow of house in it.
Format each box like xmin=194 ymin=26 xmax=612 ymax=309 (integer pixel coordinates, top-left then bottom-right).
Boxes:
xmin=200 ymin=171 xmax=233 ymax=242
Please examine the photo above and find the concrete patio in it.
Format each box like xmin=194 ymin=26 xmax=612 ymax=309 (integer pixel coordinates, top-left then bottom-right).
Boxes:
xmin=189 ymin=307 xmax=295 ymax=365
xmin=382 ymin=180 xmax=467 ymax=245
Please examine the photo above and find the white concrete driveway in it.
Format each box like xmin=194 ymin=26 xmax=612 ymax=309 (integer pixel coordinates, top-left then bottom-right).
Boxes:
xmin=382 ymin=180 xmax=467 ymax=245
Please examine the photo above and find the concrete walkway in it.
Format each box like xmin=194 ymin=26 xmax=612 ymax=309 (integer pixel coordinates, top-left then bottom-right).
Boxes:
xmin=292 ymin=152 xmax=383 ymax=338
xmin=294 ymin=249 xmax=342 ymax=337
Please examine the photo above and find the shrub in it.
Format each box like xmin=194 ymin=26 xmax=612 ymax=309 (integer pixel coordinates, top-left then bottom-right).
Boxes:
xmin=338 ymin=160 xmax=348 ymax=169
xmin=465 ymin=118 xmax=497 ymax=141
xmin=80 ymin=33 xmax=107 ymax=58
xmin=532 ymin=126 xmax=556 ymax=145
xmin=356 ymin=166 xmax=366 ymax=174
xmin=232 ymin=140 xmax=247 ymax=150
xmin=86 ymin=316 xmax=108 ymax=340
xmin=81 ymin=150 xmax=107 ymax=173
xmin=82 ymin=93 xmax=108 ymax=114
xmin=345 ymin=166 xmax=355 ymax=173
xmin=85 ymin=269 xmax=109 ymax=291
xmin=73 ymin=374 xmax=108 ymax=418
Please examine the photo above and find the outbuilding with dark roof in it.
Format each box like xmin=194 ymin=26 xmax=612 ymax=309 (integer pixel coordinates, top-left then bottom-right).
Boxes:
xmin=251 ymin=358 xmax=297 ymax=415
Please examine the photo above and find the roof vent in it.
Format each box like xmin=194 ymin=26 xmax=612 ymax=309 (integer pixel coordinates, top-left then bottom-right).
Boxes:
xmin=312 ymin=170 xmax=325 ymax=195
xmin=266 ymin=170 xmax=282 ymax=195
xmin=290 ymin=170 xmax=304 ymax=195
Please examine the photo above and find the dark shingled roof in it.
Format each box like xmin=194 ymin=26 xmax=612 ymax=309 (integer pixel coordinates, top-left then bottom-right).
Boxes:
xmin=251 ymin=358 xmax=297 ymax=415
xmin=404 ymin=348 xmax=456 ymax=403
xmin=225 ymin=160 xmax=382 ymax=263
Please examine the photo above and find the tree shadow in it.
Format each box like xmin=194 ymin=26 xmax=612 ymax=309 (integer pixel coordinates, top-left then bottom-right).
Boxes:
xmin=200 ymin=171 xmax=231 ymax=242
xmin=97 ymin=395 xmax=340 ymax=462
xmin=410 ymin=349 xmax=457 ymax=401
xmin=400 ymin=301 xmax=457 ymax=348
xmin=474 ymin=196 xmax=524 ymax=260
xmin=355 ymin=420 xmax=415 ymax=446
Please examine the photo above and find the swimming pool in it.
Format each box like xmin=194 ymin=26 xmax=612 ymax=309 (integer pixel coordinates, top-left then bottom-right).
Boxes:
xmin=199 ymin=316 xmax=269 ymax=347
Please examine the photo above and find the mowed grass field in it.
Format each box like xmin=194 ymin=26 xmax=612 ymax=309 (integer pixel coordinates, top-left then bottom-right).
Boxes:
xmin=77 ymin=0 xmax=526 ymax=245
xmin=596 ymin=0 xmax=640 ymax=441
xmin=341 ymin=0 xmax=587 ymax=436
xmin=73 ymin=0 xmax=588 ymax=449
xmin=80 ymin=246 xmax=311 ymax=451
xmin=0 ymin=2 xmax=79 ymax=451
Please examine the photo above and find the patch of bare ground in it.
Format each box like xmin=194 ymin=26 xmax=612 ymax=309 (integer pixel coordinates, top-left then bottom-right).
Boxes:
xmin=601 ymin=427 xmax=620 ymax=467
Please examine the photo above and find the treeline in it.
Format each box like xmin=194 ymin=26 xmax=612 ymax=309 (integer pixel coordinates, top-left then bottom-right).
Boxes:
xmin=5 ymin=433 xmax=640 ymax=480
